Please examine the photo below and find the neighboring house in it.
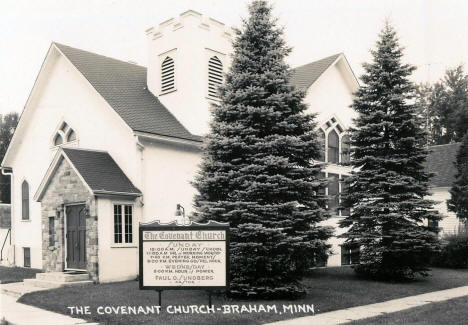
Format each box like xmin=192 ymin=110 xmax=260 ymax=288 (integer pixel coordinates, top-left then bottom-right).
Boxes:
xmin=424 ymin=143 xmax=465 ymax=235
xmin=1 ymin=10 xmax=359 ymax=282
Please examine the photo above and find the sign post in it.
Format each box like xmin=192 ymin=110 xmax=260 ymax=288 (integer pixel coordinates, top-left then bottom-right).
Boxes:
xmin=139 ymin=220 xmax=229 ymax=306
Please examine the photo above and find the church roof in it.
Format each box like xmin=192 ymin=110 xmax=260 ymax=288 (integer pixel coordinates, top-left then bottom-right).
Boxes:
xmin=54 ymin=43 xmax=201 ymax=143
xmin=424 ymin=143 xmax=460 ymax=187
xmin=35 ymin=147 xmax=141 ymax=201
xmin=55 ymin=43 xmax=343 ymax=142
xmin=290 ymin=53 xmax=342 ymax=90
xmin=62 ymin=148 xmax=141 ymax=196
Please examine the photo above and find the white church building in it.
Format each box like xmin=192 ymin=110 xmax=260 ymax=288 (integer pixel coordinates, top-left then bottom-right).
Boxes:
xmin=1 ymin=10 xmax=458 ymax=283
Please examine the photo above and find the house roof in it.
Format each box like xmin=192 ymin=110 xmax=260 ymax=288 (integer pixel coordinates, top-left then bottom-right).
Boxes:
xmin=424 ymin=143 xmax=460 ymax=187
xmin=290 ymin=53 xmax=342 ymax=90
xmin=35 ymin=147 xmax=141 ymax=201
xmin=54 ymin=43 xmax=202 ymax=142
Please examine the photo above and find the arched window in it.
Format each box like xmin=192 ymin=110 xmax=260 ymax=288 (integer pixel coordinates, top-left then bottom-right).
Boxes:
xmin=54 ymin=134 xmax=63 ymax=146
xmin=328 ymin=129 xmax=339 ymax=163
xmin=208 ymin=56 xmax=223 ymax=98
xmin=328 ymin=173 xmax=339 ymax=214
xmin=61 ymin=122 xmax=69 ymax=133
xmin=317 ymin=129 xmax=325 ymax=161
xmin=52 ymin=121 xmax=77 ymax=147
xmin=22 ymin=180 xmax=29 ymax=220
xmin=161 ymin=56 xmax=175 ymax=93
xmin=67 ymin=130 xmax=76 ymax=142
xmin=341 ymin=134 xmax=351 ymax=163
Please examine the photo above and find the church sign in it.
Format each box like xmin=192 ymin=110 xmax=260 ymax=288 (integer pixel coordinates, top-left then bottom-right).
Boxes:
xmin=139 ymin=220 xmax=229 ymax=290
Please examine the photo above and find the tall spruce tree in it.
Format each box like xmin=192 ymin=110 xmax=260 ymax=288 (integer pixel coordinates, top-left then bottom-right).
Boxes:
xmin=193 ymin=0 xmax=332 ymax=298
xmin=448 ymin=133 xmax=468 ymax=222
xmin=339 ymin=23 xmax=441 ymax=280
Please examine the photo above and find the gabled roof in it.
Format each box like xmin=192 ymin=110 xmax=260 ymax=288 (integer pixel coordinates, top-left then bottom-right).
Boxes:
xmin=424 ymin=143 xmax=460 ymax=187
xmin=3 ymin=43 xmax=357 ymax=168
xmin=35 ymin=147 xmax=141 ymax=201
xmin=55 ymin=44 xmax=353 ymax=141
xmin=54 ymin=43 xmax=201 ymax=142
xmin=290 ymin=53 xmax=342 ymax=90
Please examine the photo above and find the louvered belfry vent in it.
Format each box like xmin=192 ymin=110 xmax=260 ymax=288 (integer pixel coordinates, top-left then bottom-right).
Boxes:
xmin=161 ymin=56 xmax=175 ymax=93
xmin=208 ymin=56 xmax=223 ymax=98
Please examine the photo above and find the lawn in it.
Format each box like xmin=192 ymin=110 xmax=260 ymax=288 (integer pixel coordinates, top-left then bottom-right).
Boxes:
xmin=347 ymin=295 xmax=468 ymax=325
xmin=0 ymin=266 xmax=41 ymax=283
xmin=19 ymin=267 xmax=468 ymax=325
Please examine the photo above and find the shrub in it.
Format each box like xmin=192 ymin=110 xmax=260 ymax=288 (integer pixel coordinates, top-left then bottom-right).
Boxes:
xmin=434 ymin=228 xmax=468 ymax=268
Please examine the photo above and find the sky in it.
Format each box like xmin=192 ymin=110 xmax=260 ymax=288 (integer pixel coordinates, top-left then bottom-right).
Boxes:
xmin=0 ymin=0 xmax=467 ymax=115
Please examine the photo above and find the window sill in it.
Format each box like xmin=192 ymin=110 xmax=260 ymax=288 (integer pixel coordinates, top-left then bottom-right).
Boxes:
xmin=111 ymin=245 xmax=137 ymax=249
xmin=50 ymin=139 xmax=79 ymax=150
xmin=160 ymin=89 xmax=177 ymax=96
xmin=20 ymin=219 xmax=31 ymax=222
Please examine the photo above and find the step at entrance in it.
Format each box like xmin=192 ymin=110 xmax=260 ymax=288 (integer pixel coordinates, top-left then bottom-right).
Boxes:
xmin=36 ymin=271 xmax=90 ymax=282
xmin=1 ymin=271 xmax=93 ymax=298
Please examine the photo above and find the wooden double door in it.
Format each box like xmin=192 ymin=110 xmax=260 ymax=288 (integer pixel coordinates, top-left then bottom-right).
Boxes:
xmin=66 ymin=204 xmax=87 ymax=270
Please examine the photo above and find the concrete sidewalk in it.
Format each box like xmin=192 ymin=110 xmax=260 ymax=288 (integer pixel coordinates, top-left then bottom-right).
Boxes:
xmin=0 ymin=287 xmax=97 ymax=325
xmin=1 ymin=284 xmax=468 ymax=325
xmin=267 ymin=285 xmax=468 ymax=325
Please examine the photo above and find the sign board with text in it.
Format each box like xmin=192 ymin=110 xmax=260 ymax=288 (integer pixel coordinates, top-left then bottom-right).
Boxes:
xmin=139 ymin=220 xmax=229 ymax=290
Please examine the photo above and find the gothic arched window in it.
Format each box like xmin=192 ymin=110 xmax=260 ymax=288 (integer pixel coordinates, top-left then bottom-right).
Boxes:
xmin=22 ymin=180 xmax=29 ymax=220
xmin=208 ymin=56 xmax=223 ymax=98
xmin=317 ymin=129 xmax=325 ymax=161
xmin=328 ymin=129 xmax=339 ymax=163
xmin=54 ymin=134 xmax=63 ymax=146
xmin=341 ymin=134 xmax=351 ymax=163
xmin=52 ymin=121 xmax=77 ymax=147
xmin=67 ymin=130 xmax=76 ymax=142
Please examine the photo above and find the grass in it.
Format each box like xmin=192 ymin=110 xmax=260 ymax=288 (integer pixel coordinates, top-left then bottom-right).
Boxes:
xmin=19 ymin=267 xmax=468 ymax=325
xmin=0 ymin=266 xmax=41 ymax=283
xmin=347 ymin=296 xmax=468 ymax=325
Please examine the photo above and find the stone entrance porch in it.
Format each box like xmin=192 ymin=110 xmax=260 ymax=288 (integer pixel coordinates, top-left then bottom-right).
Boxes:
xmin=39 ymin=156 xmax=99 ymax=281
xmin=34 ymin=147 xmax=142 ymax=283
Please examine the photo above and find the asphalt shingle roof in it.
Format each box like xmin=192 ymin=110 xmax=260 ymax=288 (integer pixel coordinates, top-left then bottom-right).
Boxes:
xmin=54 ymin=43 xmax=201 ymax=142
xmin=424 ymin=143 xmax=460 ymax=187
xmin=63 ymin=148 xmax=141 ymax=195
xmin=54 ymin=43 xmax=341 ymax=142
xmin=290 ymin=53 xmax=341 ymax=90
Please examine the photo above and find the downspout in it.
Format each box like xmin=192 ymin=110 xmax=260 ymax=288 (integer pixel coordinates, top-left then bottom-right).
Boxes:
xmin=136 ymin=136 xmax=145 ymax=213
xmin=135 ymin=136 xmax=145 ymax=281
xmin=1 ymin=167 xmax=14 ymax=265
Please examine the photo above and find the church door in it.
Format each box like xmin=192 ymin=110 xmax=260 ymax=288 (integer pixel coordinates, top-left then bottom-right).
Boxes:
xmin=66 ymin=204 xmax=87 ymax=270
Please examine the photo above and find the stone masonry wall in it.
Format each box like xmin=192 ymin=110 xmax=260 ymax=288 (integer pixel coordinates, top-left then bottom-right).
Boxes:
xmin=41 ymin=157 xmax=99 ymax=282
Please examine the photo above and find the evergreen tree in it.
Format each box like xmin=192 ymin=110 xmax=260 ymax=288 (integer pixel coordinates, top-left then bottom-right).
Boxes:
xmin=339 ymin=23 xmax=441 ymax=280
xmin=193 ymin=0 xmax=332 ymax=298
xmin=448 ymin=132 xmax=468 ymax=222
xmin=414 ymin=83 xmax=432 ymax=144
xmin=415 ymin=65 xmax=468 ymax=145
xmin=0 ymin=112 xmax=19 ymax=203
xmin=447 ymin=66 xmax=468 ymax=141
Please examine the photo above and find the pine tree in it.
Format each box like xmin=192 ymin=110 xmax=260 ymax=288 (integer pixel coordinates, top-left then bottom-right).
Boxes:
xmin=447 ymin=66 xmax=468 ymax=142
xmin=448 ymin=132 xmax=468 ymax=223
xmin=339 ymin=23 xmax=441 ymax=280
xmin=192 ymin=0 xmax=332 ymax=298
xmin=414 ymin=65 xmax=468 ymax=145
